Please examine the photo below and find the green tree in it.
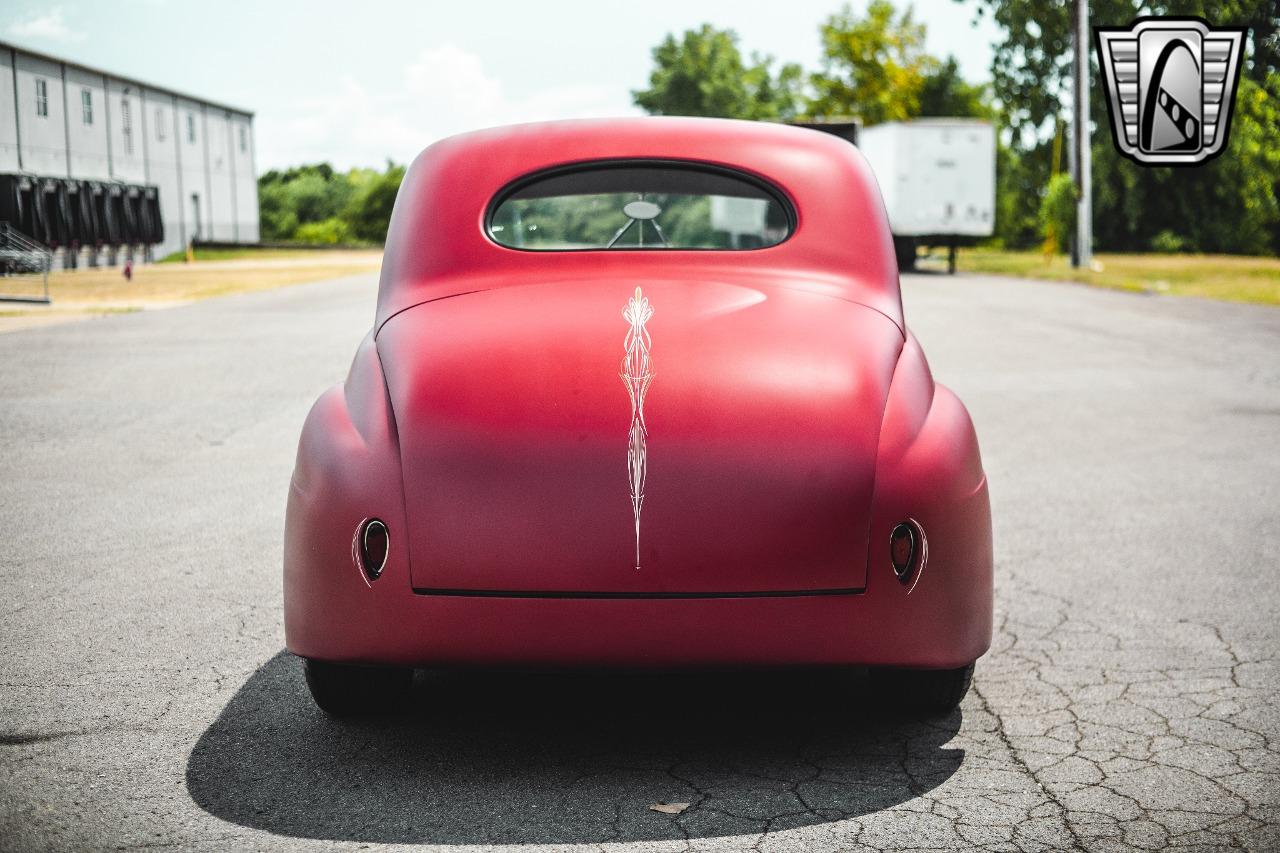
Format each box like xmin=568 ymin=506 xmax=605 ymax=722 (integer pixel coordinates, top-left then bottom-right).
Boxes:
xmin=632 ymin=24 xmax=803 ymax=119
xmin=344 ymin=162 xmax=407 ymax=243
xmin=994 ymin=135 xmax=1056 ymax=248
xmin=971 ymin=0 xmax=1280 ymax=254
xmin=293 ymin=217 xmax=350 ymax=245
xmin=808 ymin=1 xmax=935 ymax=125
xmin=257 ymin=180 xmax=298 ymax=241
xmin=256 ymin=161 xmax=405 ymax=245
xmin=1039 ymin=172 xmax=1077 ymax=252
xmin=918 ymin=56 xmax=992 ymax=118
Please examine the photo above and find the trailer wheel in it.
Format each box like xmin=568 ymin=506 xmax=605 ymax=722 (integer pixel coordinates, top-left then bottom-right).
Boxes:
xmin=893 ymin=236 xmax=917 ymax=272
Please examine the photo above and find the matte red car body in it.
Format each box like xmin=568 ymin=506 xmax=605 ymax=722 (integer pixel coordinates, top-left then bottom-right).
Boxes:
xmin=284 ymin=117 xmax=992 ymax=670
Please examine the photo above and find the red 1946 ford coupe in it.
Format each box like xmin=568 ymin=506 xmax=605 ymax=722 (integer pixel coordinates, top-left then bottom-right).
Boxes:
xmin=284 ymin=117 xmax=992 ymax=716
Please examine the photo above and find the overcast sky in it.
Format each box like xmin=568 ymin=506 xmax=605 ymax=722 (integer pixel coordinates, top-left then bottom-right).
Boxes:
xmin=2 ymin=0 xmax=1001 ymax=171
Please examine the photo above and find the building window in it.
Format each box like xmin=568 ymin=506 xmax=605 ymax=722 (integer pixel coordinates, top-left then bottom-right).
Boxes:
xmin=156 ymin=108 xmax=166 ymax=141
xmin=121 ymin=98 xmax=133 ymax=154
xmin=187 ymin=113 xmax=196 ymax=143
xmin=81 ymin=89 xmax=93 ymax=124
xmin=239 ymin=125 xmax=247 ymax=153
xmin=35 ymin=78 xmax=48 ymax=117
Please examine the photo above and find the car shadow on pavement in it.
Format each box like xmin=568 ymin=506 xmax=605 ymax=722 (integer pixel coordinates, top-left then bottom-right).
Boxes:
xmin=187 ymin=651 xmax=964 ymax=845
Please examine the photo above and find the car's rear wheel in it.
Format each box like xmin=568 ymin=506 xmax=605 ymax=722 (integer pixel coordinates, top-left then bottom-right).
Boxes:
xmin=303 ymin=658 xmax=412 ymax=716
xmin=872 ymin=662 xmax=975 ymax=716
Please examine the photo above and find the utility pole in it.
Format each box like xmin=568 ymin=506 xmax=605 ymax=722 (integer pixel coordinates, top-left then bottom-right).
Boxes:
xmin=1073 ymin=0 xmax=1093 ymax=268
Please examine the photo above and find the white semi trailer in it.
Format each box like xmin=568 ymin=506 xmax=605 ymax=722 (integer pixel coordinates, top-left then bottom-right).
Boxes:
xmin=795 ymin=119 xmax=997 ymax=273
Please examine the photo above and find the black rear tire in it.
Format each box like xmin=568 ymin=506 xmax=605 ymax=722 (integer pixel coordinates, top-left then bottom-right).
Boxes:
xmin=303 ymin=658 xmax=412 ymax=716
xmin=872 ymin=662 xmax=974 ymax=716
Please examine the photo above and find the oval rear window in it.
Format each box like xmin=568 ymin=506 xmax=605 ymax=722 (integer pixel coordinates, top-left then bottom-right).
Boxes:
xmin=487 ymin=161 xmax=793 ymax=251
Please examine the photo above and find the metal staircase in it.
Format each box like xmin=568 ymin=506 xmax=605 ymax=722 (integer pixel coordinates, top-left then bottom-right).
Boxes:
xmin=0 ymin=223 xmax=52 ymax=304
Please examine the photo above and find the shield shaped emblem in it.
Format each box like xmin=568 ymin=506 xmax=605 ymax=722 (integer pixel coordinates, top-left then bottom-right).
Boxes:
xmin=1095 ymin=17 xmax=1247 ymax=166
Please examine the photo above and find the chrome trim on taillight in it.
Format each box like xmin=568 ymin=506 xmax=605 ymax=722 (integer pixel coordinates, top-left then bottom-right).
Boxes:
xmin=353 ymin=518 xmax=389 ymax=581
xmin=890 ymin=518 xmax=927 ymax=593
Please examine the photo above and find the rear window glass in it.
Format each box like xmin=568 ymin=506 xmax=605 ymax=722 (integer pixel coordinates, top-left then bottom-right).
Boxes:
xmin=487 ymin=162 xmax=793 ymax=251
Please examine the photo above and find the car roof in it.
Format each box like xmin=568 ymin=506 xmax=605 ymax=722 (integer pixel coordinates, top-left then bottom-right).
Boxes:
xmin=376 ymin=117 xmax=901 ymax=333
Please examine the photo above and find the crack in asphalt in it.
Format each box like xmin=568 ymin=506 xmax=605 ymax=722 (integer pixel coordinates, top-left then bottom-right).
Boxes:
xmin=970 ymin=676 xmax=1087 ymax=852
xmin=569 ymin=572 xmax=1278 ymax=851
xmin=959 ymin=576 xmax=1279 ymax=851
xmin=3 ymin=569 xmax=1275 ymax=851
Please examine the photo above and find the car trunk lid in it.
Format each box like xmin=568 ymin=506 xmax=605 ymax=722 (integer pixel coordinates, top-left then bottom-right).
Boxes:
xmin=378 ymin=278 xmax=902 ymax=594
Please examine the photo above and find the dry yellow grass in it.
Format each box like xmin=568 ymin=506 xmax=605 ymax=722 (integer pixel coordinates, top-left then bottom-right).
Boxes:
xmin=0 ymin=249 xmax=382 ymax=311
xmin=952 ymin=249 xmax=1280 ymax=306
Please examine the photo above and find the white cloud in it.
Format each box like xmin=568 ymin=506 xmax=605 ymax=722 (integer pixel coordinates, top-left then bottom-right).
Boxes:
xmin=8 ymin=8 xmax=84 ymax=42
xmin=255 ymin=44 xmax=638 ymax=171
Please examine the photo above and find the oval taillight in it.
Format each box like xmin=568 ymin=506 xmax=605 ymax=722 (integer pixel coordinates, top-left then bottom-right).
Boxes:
xmin=359 ymin=519 xmax=389 ymax=580
xmin=890 ymin=521 xmax=919 ymax=583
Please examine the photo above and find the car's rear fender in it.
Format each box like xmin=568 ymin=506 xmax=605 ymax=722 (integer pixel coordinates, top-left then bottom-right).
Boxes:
xmin=863 ymin=331 xmax=993 ymax=663
xmin=284 ymin=331 xmax=411 ymax=657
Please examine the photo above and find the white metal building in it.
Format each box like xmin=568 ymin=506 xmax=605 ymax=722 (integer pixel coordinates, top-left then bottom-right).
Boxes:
xmin=0 ymin=41 xmax=258 ymax=261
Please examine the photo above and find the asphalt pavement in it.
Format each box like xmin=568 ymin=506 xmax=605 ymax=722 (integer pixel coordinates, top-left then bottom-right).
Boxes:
xmin=1 ymin=270 xmax=1277 ymax=851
